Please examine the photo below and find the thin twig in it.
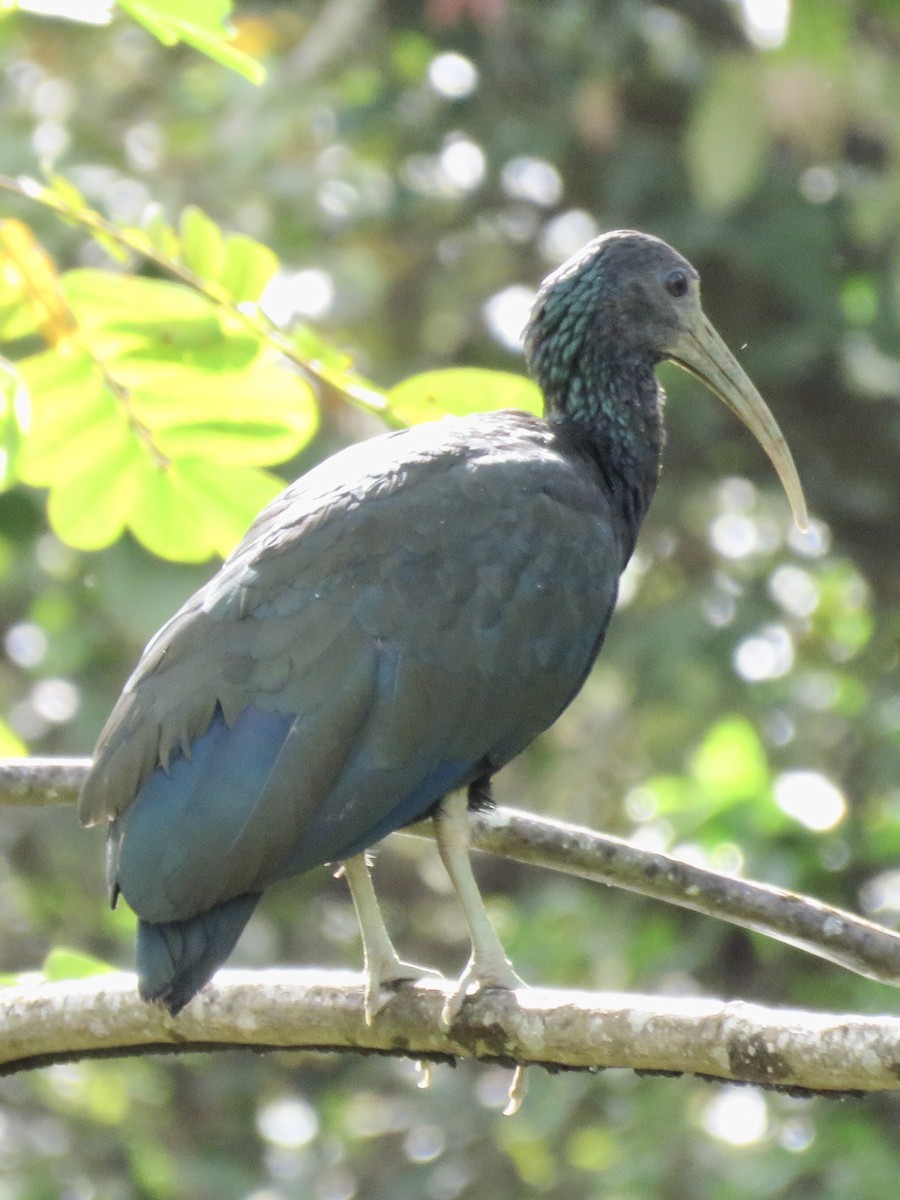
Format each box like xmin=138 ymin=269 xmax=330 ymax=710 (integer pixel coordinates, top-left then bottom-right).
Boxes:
xmin=414 ymin=807 xmax=900 ymax=988
xmin=0 ymin=173 xmax=390 ymax=421
xmin=3 ymin=757 xmax=899 ymax=990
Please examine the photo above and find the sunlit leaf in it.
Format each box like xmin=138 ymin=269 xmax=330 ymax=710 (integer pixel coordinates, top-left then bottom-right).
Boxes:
xmin=16 ymin=350 xmax=129 ymax=486
xmin=134 ymin=362 xmax=318 ymax=465
xmin=61 ymin=270 xmax=219 ymax=331
xmin=44 ymin=169 xmax=129 ymax=263
xmin=690 ymin=716 xmax=770 ymax=805
xmin=179 ymin=205 xmax=226 ymax=281
xmin=0 ymin=357 xmax=29 ymax=488
xmin=128 ymin=457 xmax=283 ymax=561
xmin=0 ymin=250 xmax=41 ymax=342
xmin=42 ymin=169 xmax=91 ymax=214
xmin=387 ymin=367 xmax=542 ymax=425
xmin=113 ymin=332 xmax=258 ymax=372
xmin=139 ymin=203 xmax=180 ymax=257
xmin=219 ymin=233 xmax=278 ymax=302
xmin=116 ymin=0 xmax=266 ymax=84
xmin=0 ymin=715 xmax=25 ymax=757
xmin=0 ymin=220 xmax=77 ymax=346
xmin=290 ymin=324 xmax=354 ymax=373
xmin=47 ymin=435 xmax=143 ymax=550
xmin=639 ymin=774 xmax=694 ymax=816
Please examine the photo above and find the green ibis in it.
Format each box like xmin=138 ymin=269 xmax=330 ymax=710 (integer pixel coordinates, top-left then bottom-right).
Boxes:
xmin=78 ymin=231 xmax=807 ymax=1019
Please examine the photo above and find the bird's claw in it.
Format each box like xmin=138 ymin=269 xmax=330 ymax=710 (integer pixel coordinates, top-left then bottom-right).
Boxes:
xmin=364 ymin=959 xmax=444 ymax=1026
xmin=440 ymin=956 xmax=525 ymax=1028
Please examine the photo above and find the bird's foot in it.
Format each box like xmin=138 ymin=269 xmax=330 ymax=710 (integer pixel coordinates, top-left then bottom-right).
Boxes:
xmin=364 ymin=957 xmax=444 ymax=1026
xmin=440 ymin=953 xmax=525 ymax=1028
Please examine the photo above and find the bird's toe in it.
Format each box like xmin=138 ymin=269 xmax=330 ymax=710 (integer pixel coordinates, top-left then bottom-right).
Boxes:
xmin=364 ymin=958 xmax=444 ymax=1025
xmin=440 ymin=955 xmax=525 ymax=1028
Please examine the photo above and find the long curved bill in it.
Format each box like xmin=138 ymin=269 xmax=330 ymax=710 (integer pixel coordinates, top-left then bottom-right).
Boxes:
xmin=669 ymin=316 xmax=808 ymax=530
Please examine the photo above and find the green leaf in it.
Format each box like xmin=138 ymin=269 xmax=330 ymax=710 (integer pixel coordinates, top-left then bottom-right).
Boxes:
xmin=136 ymin=363 xmax=318 ymax=466
xmin=684 ymin=57 xmax=769 ymax=211
xmin=43 ymin=169 xmax=130 ymax=263
xmin=47 ymin=435 xmax=143 ymax=550
xmin=639 ymin=774 xmax=694 ymax=817
xmin=0 ymin=357 xmax=28 ymax=488
xmin=179 ymin=205 xmax=226 ymax=281
xmin=690 ymin=716 xmax=770 ymax=805
xmin=128 ymin=457 xmax=283 ymax=561
xmin=219 ymin=233 xmax=279 ymax=303
xmin=116 ymin=0 xmax=266 ymax=84
xmin=387 ymin=367 xmax=542 ymax=425
xmin=0 ymin=249 xmax=41 ymax=343
xmin=41 ymin=947 xmax=118 ymax=981
xmin=139 ymin=203 xmax=180 ymax=257
xmin=16 ymin=350 xmax=130 ymax=486
xmin=0 ymin=715 xmax=25 ymax=757
xmin=62 ymin=271 xmax=232 ymax=361
xmin=114 ymin=332 xmax=258 ymax=372
xmin=290 ymin=324 xmax=354 ymax=373
xmin=62 ymin=270 xmax=219 ymax=330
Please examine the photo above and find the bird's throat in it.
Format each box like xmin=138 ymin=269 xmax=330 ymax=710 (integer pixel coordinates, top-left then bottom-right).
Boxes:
xmin=542 ymin=351 xmax=665 ymax=561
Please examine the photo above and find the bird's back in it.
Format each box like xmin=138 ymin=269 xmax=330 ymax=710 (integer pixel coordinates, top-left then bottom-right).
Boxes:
xmin=80 ymin=410 xmax=626 ymax=927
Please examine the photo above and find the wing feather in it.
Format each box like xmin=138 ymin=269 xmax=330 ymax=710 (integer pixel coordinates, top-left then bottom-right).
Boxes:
xmin=80 ymin=412 xmax=623 ymax=922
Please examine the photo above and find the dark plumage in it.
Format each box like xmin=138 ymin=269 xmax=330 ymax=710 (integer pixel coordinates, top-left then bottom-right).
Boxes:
xmin=79 ymin=231 xmax=806 ymax=1016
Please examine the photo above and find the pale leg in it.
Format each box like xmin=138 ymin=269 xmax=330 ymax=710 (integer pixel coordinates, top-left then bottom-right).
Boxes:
xmin=342 ymin=853 xmax=442 ymax=1024
xmin=434 ymin=792 xmax=524 ymax=1025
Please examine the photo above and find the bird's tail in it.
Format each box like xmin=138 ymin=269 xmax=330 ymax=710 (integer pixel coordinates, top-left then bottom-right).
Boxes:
xmin=136 ymin=892 xmax=262 ymax=1015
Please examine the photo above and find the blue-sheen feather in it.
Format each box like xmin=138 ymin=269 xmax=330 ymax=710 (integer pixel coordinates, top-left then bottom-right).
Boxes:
xmin=116 ymin=702 xmax=478 ymax=1009
xmin=117 ymin=705 xmax=295 ymax=920
xmin=276 ymin=755 xmax=474 ymax=877
xmin=137 ymin=893 xmax=261 ymax=1015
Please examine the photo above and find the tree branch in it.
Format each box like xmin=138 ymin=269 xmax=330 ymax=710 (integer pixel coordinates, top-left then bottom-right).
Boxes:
xmin=4 ymin=757 xmax=900 ymax=990
xmin=2 ymin=969 xmax=899 ymax=1093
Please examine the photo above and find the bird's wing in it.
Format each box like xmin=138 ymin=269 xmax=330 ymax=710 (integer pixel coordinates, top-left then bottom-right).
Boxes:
xmin=79 ymin=414 xmax=622 ymax=921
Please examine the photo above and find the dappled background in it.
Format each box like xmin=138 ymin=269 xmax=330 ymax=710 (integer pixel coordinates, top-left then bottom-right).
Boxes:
xmin=1 ymin=0 xmax=900 ymax=1196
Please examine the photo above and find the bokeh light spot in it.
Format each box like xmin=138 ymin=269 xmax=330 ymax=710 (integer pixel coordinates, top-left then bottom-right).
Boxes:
xmin=4 ymin=622 xmax=48 ymax=669
xmin=710 ymin=513 xmax=758 ymax=559
xmin=788 ymin=518 xmax=831 ymax=558
xmin=774 ymin=770 xmax=846 ymax=832
xmin=403 ymin=1124 xmax=446 ymax=1164
xmin=262 ymin=269 xmax=335 ymax=324
xmin=501 ymin=156 xmax=563 ymax=206
xmin=701 ymin=1086 xmax=769 ymax=1145
xmin=800 ymin=166 xmax=837 ymax=204
xmin=482 ymin=285 xmax=535 ymax=353
xmin=768 ymin=564 xmax=819 ymax=618
xmin=427 ymin=53 xmax=478 ymax=99
xmin=256 ymin=1096 xmax=319 ymax=1149
xmin=733 ymin=625 xmax=794 ymax=681
xmin=860 ymin=868 xmax=900 ymax=918
xmin=779 ymin=1116 xmax=815 ymax=1153
xmin=31 ymin=678 xmax=79 ymax=724
xmin=739 ymin=0 xmax=790 ymax=49
xmin=539 ymin=209 xmax=599 ymax=265
xmin=439 ymin=136 xmax=486 ymax=191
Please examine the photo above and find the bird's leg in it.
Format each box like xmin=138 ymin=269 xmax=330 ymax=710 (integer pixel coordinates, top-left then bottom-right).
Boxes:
xmin=341 ymin=853 xmax=442 ymax=1025
xmin=434 ymin=789 xmax=524 ymax=1027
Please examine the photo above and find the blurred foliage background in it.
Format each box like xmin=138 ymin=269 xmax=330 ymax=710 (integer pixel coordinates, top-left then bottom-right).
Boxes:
xmin=1 ymin=0 xmax=900 ymax=1196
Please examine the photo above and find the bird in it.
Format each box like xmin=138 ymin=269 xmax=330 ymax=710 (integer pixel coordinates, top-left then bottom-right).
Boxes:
xmin=78 ymin=230 xmax=807 ymax=1021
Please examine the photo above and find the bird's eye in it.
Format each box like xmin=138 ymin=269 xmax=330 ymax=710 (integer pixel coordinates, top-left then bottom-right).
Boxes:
xmin=665 ymin=269 xmax=689 ymax=298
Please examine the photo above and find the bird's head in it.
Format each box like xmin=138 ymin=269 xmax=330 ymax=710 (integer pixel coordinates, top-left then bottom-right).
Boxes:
xmin=525 ymin=230 xmax=808 ymax=529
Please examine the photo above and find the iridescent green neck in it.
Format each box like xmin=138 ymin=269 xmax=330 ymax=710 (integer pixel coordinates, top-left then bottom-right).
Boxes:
xmin=527 ymin=321 xmax=665 ymax=555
